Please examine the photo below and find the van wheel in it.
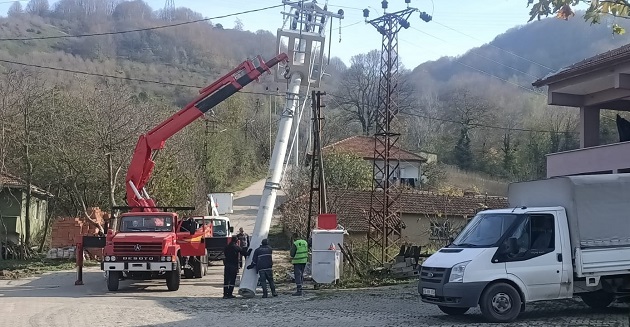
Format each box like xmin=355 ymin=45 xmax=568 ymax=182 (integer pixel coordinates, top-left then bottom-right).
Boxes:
xmin=166 ymin=258 xmax=181 ymax=291
xmin=580 ymin=290 xmax=614 ymax=309
xmin=107 ymin=271 xmax=120 ymax=291
xmin=479 ymin=282 xmax=522 ymax=323
xmin=438 ymin=306 xmax=469 ymax=315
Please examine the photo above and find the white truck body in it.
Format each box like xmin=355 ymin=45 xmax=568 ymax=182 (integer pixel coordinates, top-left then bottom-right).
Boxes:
xmin=208 ymin=192 xmax=233 ymax=215
xmin=419 ymin=174 xmax=630 ymax=322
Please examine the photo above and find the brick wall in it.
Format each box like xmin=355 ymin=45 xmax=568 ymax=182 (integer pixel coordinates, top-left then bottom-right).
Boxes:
xmin=50 ymin=207 xmax=109 ymax=258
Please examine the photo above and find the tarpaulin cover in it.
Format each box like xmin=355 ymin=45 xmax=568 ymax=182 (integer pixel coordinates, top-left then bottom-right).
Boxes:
xmin=508 ymin=174 xmax=630 ymax=249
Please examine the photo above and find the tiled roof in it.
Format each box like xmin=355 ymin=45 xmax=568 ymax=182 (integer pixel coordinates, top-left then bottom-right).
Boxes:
xmin=279 ymin=188 xmax=508 ymax=233
xmin=0 ymin=172 xmax=53 ymax=197
xmin=322 ymin=136 xmax=427 ymax=162
xmin=533 ymin=43 xmax=630 ymax=87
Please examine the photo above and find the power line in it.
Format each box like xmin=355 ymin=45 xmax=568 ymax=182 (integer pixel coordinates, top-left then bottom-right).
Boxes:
xmin=400 ymin=39 xmax=545 ymax=96
xmin=0 ymin=58 xmax=283 ymax=96
xmin=0 ymin=3 xmax=288 ymax=41
xmin=431 ymin=20 xmax=555 ymax=72
xmin=398 ymin=110 xmax=577 ymax=134
xmin=409 ymin=26 xmax=540 ymax=80
xmin=326 ymin=93 xmax=575 ymax=134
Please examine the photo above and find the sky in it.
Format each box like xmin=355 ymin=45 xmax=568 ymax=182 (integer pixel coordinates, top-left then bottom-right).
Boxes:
xmin=143 ymin=0 xmax=537 ymax=68
xmin=0 ymin=0 xmax=587 ymax=69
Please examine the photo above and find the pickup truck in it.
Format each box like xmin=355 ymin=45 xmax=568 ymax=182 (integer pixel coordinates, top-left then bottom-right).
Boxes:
xmin=419 ymin=173 xmax=630 ymax=322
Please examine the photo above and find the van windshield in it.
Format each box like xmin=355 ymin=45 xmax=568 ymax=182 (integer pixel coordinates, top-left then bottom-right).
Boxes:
xmin=451 ymin=213 xmax=520 ymax=248
xmin=212 ymin=219 xmax=228 ymax=237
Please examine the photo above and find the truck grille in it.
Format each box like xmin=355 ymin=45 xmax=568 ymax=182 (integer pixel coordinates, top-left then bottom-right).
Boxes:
xmin=113 ymin=242 xmax=162 ymax=254
xmin=420 ymin=266 xmax=448 ymax=284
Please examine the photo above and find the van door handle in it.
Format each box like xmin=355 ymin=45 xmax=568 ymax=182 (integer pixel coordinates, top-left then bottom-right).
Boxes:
xmin=557 ymin=253 xmax=562 ymax=262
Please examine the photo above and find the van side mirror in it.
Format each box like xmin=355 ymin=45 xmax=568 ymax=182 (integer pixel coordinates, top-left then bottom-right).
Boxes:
xmin=229 ymin=227 xmax=234 ymax=233
xmin=508 ymin=237 xmax=519 ymax=255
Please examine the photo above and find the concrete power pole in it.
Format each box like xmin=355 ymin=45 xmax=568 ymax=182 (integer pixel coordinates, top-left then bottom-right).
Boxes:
xmin=239 ymin=0 xmax=343 ymax=298
xmin=363 ymin=0 xmax=432 ymax=265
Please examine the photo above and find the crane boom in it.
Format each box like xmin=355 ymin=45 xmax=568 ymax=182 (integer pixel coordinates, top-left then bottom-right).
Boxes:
xmin=125 ymin=53 xmax=289 ymax=212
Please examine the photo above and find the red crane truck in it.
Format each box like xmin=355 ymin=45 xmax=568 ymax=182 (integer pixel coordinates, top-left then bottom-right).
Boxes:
xmin=101 ymin=53 xmax=288 ymax=292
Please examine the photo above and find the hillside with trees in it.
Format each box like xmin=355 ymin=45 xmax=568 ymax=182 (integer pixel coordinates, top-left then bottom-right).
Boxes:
xmin=0 ymin=1 xmax=628 ymax=247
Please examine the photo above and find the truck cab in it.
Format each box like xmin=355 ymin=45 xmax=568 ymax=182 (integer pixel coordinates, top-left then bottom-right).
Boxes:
xmin=102 ymin=212 xmax=211 ymax=292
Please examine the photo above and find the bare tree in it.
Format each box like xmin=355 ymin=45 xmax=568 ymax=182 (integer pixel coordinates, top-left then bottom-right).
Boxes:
xmin=335 ymin=50 xmax=380 ymax=135
xmin=25 ymin=0 xmax=49 ymax=16
xmin=8 ymin=1 xmax=23 ymax=16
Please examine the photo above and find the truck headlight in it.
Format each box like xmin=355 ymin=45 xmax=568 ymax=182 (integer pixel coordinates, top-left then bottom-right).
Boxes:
xmin=110 ymin=256 xmax=116 ymax=261
xmin=449 ymin=261 xmax=471 ymax=283
xmin=104 ymin=256 xmax=110 ymax=261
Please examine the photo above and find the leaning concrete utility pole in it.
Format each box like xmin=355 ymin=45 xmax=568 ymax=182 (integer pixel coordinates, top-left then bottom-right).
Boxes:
xmin=239 ymin=0 xmax=343 ymax=298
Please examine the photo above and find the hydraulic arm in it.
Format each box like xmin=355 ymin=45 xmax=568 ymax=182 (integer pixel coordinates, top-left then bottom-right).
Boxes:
xmin=125 ymin=54 xmax=288 ymax=212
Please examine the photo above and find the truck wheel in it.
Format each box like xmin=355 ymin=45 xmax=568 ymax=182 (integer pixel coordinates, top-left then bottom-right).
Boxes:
xmin=193 ymin=257 xmax=203 ymax=278
xmin=438 ymin=306 xmax=469 ymax=315
xmin=479 ymin=282 xmax=522 ymax=323
xmin=166 ymin=258 xmax=181 ymax=291
xmin=580 ymin=290 xmax=614 ymax=309
xmin=107 ymin=271 xmax=120 ymax=291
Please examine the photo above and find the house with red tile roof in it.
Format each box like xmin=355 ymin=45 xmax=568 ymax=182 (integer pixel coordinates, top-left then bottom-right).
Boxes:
xmin=320 ymin=136 xmax=428 ymax=188
xmin=279 ymin=188 xmax=508 ymax=247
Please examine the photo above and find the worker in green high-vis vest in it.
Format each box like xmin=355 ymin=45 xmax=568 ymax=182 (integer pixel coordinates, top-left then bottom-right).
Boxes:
xmin=290 ymin=232 xmax=309 ymax=296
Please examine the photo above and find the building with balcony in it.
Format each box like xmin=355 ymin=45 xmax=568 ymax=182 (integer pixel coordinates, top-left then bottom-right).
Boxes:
xmin=533 ymin=43 xmax=630 ymax=178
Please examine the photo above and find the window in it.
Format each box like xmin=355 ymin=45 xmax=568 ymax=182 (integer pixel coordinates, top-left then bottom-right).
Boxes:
xmin=501 ymin=214 xmax=555 ymax=260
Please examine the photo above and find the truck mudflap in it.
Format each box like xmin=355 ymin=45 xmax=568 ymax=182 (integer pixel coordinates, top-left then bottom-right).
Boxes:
xmin=418 ymin=266 xmax=488 ymax=308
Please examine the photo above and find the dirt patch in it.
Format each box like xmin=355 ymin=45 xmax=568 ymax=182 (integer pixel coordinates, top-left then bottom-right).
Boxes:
xmin=0 ymin=256 xmax=99 ymax=280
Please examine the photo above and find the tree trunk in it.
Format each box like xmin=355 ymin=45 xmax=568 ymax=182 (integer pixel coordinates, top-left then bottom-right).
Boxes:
xmin=23 ymin=101 xmax=32 ymax=247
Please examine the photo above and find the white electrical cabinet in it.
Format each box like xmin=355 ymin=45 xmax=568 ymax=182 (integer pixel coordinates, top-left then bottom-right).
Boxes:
xmin=311 ymin=229 xmax=345 ymax=284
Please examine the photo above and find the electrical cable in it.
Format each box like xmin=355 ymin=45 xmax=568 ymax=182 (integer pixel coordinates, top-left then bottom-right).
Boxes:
xmin=0 ymin=3 xmax=292 ymax=41
xmin=0 ymin=58 xmax=284 ymax=96
xmin=326 ymin=93 xmax=577 ymax=134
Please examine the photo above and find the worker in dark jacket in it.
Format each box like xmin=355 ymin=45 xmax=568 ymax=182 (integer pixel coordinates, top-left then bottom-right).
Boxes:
xmin=247 ymin=238 xmax=277 ymax=298
xmin=223 ymin=236 xmax=249 ymax=299
xmin=290 ymin=232 xmax=309 ymax=296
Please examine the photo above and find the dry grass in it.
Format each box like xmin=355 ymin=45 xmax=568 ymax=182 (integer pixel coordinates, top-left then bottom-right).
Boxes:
xmin=442 ymin=165 xmax=509 ymax=196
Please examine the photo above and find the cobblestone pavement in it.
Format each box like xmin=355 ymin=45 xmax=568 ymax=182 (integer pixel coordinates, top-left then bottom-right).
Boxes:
xmin=0 ymin=267 xmax=627 ymax=327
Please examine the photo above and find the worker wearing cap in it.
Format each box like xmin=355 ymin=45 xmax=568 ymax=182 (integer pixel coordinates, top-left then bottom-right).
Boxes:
xmin=223 ymin=235 xmax=249 ymax=299
xmin=290 ymin=232 xmax=309 ymax=296
xmin=247 ymin=238 xmax=277 ymax=298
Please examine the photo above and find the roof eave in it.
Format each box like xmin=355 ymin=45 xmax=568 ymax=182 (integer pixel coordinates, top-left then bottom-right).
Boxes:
xmin=533 ymin=56 xmax=630 ymax=88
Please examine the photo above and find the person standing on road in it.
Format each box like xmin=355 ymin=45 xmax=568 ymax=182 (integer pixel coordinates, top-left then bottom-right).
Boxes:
xmin=223 ymin=235 xmax=249 ymax=299
xmin=247 ymin=238 xmax=278 ymax=298
xmin=236 ymin=227 xmax=249 ymax=268
xmin=290 ymin=232 xmax=309 ymax=296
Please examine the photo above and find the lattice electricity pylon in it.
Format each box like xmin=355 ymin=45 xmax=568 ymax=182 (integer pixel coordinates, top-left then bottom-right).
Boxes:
xmin=162 ymin=0 xmax=175 ymax=21
xmin=363 ymin=1 xmax=432 ymax=265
